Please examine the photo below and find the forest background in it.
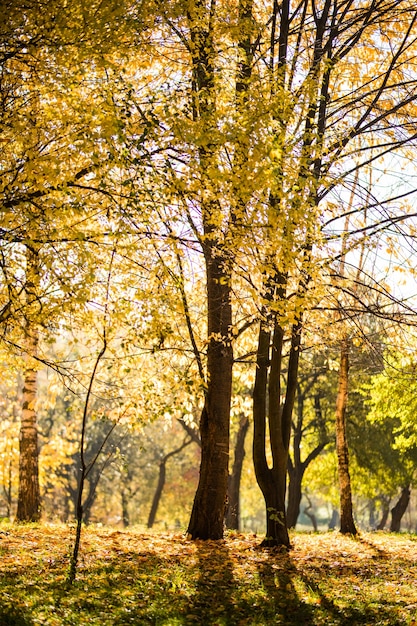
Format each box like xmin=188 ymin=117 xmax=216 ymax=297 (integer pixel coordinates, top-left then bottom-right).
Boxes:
xmin=2 ymin=0 xmax=417 ymax=546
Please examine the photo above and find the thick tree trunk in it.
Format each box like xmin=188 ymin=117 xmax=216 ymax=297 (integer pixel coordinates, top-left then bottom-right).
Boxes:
xmin=16 ymin=246 xmax=41 ymax=523
xmin=335 ymin=338 xmax=357 ymax=535
xmin=187 ymin=253 xmax=233 ymax=539
xmin=226 ymin=413 xmax=249 ymax=530
xmin=261 ymin=469 xmax=289 ymax=547
xmin=185 ymin=0 xmax=234 ymax=541
xmin=390 ymin=486 xmax=410 ymax=532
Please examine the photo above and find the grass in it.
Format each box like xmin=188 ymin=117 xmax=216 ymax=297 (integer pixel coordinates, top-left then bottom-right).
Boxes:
xmin=0 ymin=523 xmax=416 ymax=625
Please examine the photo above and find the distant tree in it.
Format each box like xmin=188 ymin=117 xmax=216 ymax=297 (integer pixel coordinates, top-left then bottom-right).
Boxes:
xmin=287 ymin=355 xmax=333 ymax=528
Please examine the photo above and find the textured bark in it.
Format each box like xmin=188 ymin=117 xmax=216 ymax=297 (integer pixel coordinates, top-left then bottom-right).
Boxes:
xmin=185 ymin=0 xmax=234 ymax=541
xmin=390 ymin=486 xmax=410 ymax=532
xmin=187 ymin=252 xmax=233 ymax=539
xmin=16 ymin=337 xmax=41 ymax=521
xmin=253 ymin=313 xmax=302 ymax=548
xmin=226 ymin=414 xmax=249 ymax=530
xmin=16 ymin=245 xmax=41 ymax=523
xmin=335 ymin=339 xmax=357 ymax=535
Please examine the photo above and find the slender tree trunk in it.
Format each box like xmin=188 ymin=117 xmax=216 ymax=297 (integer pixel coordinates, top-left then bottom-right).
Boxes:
xmin=226 ymin=414 xmax=249 ymax=530
xmin=328 ymin=508 xmax=339 ymax=530
xmin=121 ymin=489 xmax=130 ymax=527
xmin=16 ymin=246 xmax=41 ymax=523
xmin=287 ymin=387 xmax=304 ymax=529
xmin=390 ymin=486 xmax=410 ymax=532
xmin=286 ymin=465 xmax=304 ymax=529
xmin=253 ymin=315 xmax=301 ymax=548
xmin=376 ymin=496 xmax=390 ymax=530
xmin=287 ymin=384 xmax=328 ymax=528
xmin=148 ymin=459 xmax=166 ymax=528
xmin=148 ymin=438 xmax=192 ymax=529
xmin=335 ymin=338 xmax=357 ymax=535
xmin=303 ymin=493 xmax=318 ymax=531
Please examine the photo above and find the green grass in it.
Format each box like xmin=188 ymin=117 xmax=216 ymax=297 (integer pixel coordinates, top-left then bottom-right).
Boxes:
xmin=0 ymin=524 xmax=416 ymax=625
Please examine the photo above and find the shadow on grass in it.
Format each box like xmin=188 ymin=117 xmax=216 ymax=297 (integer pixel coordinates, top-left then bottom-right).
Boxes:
xmin=182 ymin=539 xmax=237 ymax=624
xmin=255 ymin=547 xmax=316 ymax=625
xmin=0 ymin=602 xmax=34 ymax=626
xmin=0 ymin=532 xmax=413 ymax=625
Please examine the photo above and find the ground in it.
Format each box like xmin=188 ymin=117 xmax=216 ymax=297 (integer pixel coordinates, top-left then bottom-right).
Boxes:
xmin=0 ymin=523 xmax=416 ymax=625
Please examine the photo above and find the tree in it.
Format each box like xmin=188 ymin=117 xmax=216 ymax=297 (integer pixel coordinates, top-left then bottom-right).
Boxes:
xmin=16 ymin=245 xmax=41 ymax=521
xmin=363 ymin=350 xmax=417 ymax=530
xmin=287 ymin=356 xmax=332 ymax=528
xmin=147 ymin=436 xmax=193 ymax=529
xmin=249 ymin=0 xmax=417 ymax=546
xmin=226 ymin=413 xmax=250 ymax=530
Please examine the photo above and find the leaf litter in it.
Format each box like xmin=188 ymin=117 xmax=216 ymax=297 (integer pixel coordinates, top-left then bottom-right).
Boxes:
xmin=0 ymin=523 xmax=416 ymax=625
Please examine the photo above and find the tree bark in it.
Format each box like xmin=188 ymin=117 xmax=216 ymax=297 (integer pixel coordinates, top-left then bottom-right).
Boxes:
xmin=16 ymin=344 xmax=41 ymax=522
xmin=16 ymin=246 xmax=41 ymax=523
xmin=335 ymin=338 xmax=357 ymax=535
xmin=187 ymin=253 xmax=233 ymax=539
xmin=253 ymin=313 xmax=302 ymax=548
xmin=226 ymin=413 xmax=249 ymax=530
xmin=390 ymin=486 xmax=410 ymax=532
xmin=185 ymin=0 xmax=234 ymax=541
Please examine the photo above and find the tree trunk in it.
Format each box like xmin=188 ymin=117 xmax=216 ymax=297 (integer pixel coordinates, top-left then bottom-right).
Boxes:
xmin=287 ymin=384 xmax=328 ymax=529
xmin=286 ymin=465 xmax=303 ymax=529
xmin=16 ymin=246 xmax=41 ymax=523
xmin=253 ymin=313 xmax=302 ymax=548
xmin=121 ymin=489 xmax=130 ymax=527
xmin=16 ymin=348 xmax=41 ymax=522
xmin=335 ymin=338 xmax=357 ymax=535
xmin=187 ymin=253 xmax=233 ymax=539
xmin=226 ymin=413 xmax=249 ymax=530
xmin=148 ymin=438 xmax=192 ymax=529
xmin=328 ymin=508 xmax=339 ymax=530
xmin=304 ymin=493 xmax=318 ymax=531
xmin=148 ymin=459 xmax=166 ymax=528
xmin=376 ymin=496 xmax=390 ymax=530
xmin=185 ymin=0 xmax=234 ymax=541
xmin=390 ymin=486 xmax=410 ymax=532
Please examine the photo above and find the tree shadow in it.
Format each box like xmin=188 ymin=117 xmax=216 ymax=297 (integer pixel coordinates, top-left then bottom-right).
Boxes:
xmin=0 ymin=602 xmax=34 ymax=626
xmin=296 ymin=568 xmax=406 ymax=626
xmin=183 ymin=539 xmax=238 ymax=624
xmin=255 ymin=547 xmax=316 ymax=625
